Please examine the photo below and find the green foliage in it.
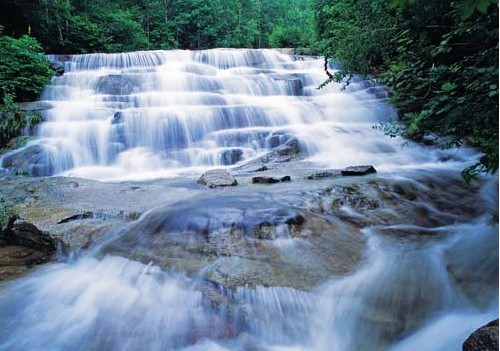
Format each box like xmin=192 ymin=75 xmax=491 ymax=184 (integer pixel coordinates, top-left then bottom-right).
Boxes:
xmin=0 ymin=197 xmax=14 ymax=231
xmin=0 ymin=28 xmax=51 ymax=148
xmin=0 ymin=0 xmax=316 ymax=53
xmin=374 ymin=120 xmax=408 ymax=138
xmin=316 ymin=0 xmax=499 ymax=175
xmin=0 ymin=31 xmax=53 ymax=102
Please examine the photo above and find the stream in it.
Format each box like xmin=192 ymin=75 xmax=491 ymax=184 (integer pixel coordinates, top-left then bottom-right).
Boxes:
xmin=0 ymin=49 xmax=497 ymax=351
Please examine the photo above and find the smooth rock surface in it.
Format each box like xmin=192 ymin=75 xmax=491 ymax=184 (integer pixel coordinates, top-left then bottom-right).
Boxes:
xmin=198 ymin=169 xmax=238 ymax=187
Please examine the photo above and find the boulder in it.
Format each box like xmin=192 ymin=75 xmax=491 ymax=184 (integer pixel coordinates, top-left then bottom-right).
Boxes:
xmin=1 ymin=144 xmax=56 ymax=176
xmin=463 ymin=320 xmax=498 ymax=351
xmin=46 ymin=54 xmax=72 ymax=74
xmin=252 ymin=176 xmax=291 ymax=184
xmin=276 ymin=137 xmax=300 ymax=156
xmin=198 ymin=169 xmax=238 ymax=188
xmin=341 ymin=165 xmax=377 ymax=176
xmin=266 ymin=131 xmax=295 ymax=148
xmin=0 ymin=218 xmax=57 ymax=253
xmin=220 ymin=148 xmax=243 ymax=165
xmin=307 ymin=170 xmax=341 ymax=180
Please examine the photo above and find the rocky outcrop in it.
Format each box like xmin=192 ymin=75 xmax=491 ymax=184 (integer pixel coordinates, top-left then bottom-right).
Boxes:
xmin=463 ymin=320 xmax=499 ymax=351
xmin=46 ymin=54 xmax=72 ymax=74
xmin=19 ymin=101 xmax=53 ymax=112
xmin=306 ymin=170 xmax=341 ymax=180
xmin=1 ymin=144 xmax=56 ymax=176
xmin=341 ymin=165 xmax=377 ymax=176
xmin=1 ymin=218 xmax=57 ymax=253
xmin=198 ymin=169 xmax=238 ymax=188
xmin=105 ymin=194 xmax=365 ymax=290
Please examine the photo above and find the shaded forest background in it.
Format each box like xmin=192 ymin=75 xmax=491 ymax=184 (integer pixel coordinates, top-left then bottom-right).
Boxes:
xmin=0 ymin=0 xmax=498 ymax=176
xmin=0 ymin=0 xmax=315 ymax=52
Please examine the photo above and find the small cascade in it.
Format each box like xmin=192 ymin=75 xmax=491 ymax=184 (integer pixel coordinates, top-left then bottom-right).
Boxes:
xmin=2 ymin=48 xmax=476 ymax=180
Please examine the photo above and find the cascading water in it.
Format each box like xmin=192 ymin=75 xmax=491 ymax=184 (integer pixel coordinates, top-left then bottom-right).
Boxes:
xmin=0 ymin=49 xmax=497 ymax=351
xmin=1 ymin=49 xmax=476 ymax=179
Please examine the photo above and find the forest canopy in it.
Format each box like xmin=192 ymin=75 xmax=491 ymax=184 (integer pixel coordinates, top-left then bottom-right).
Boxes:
xmin=0 ymin=0 xmax=315 ymax=53
xmin=316 ymin=0 xmax=499 ymax=177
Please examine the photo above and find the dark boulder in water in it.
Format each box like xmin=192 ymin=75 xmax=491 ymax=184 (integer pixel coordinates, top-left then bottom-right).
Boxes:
xmin=463 ymin=319 xmax=498 ymax=351
xmin=220 ymin=148 xmax=243 ymax=165
xmin=0 ymin=218 xmax=57 ymax=254
xmin=1 ymin=144 xmax=56 ymax=176
xmin=198 ymin=169 xmax=238 ymax=188
xmin=252 ymin=175 xmax=291 ymax=184
xmin=111 ymin=111 xmax=124 ymax=124
xmin=341 ymin=165 xmax=377 ymax=176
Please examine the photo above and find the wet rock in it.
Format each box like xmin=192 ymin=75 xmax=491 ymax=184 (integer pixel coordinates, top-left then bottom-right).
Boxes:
xmin=463 ymin=320 xmax=498 ymax=351
xmin=306 ymin=170 xmax=341 ymax=180
xmin=198 ymin=169 xmax=238 ymax=188
xmin=0 ymin=218 xmax=57 ymax=253
xmin=19 ymin=101 xmax=53 ymax=112
xmin=421 ymin=133 xmax=440 ymax=146
xmin=277 ymin=137 xmax=300 ymax=156
xmin=111 ymin=111 xmax=124 ymax=124
xmin=258 ymin=137 xmax=302 ymax=164
xmin=250 ymin=165 xmax=268 ymax=172
xmin=365 ymin=86 xmax=391 ymax=99
xmin=0 ymin=245 xmax=51 ymax=281
xmin=205 ymin=257 xmax=273 ymax=288
xmin=252 ymin=176 xmax=291 ymax=184
xmin=105 ymin=195 xmax=363 ymax=290
xmin=1 ymin=144 xmax=56 ymax=176
xmin=220 ymin=148 xmax=243 ymax=165
xmin=96 ymin=74 xmax=136 ymax=95
xmin=341 ymin=165 xmax=377 ymax=176
xmin=271 ymin=75 xmax=304 ymax=96
xmin=266 ymin=131 xmax=295 ymax=148
xmin=46 ymin=54 xmax=72 ymax=74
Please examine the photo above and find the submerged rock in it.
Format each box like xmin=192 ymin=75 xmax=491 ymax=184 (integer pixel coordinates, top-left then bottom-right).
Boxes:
xmin=105 ymin=194 xmax=364 ymax=290
xmin=198 ymin=169 xmax=238 ymax=188
xmin=341 ymin=165 xmax=377 ymax=176
xmin=1 ymin=144 xmax=56 ymax=176
xmin=96 ymin=74 xmax=136 ymax=95
xmin=250 ymin=165 xmax=268 ymax=172
xmin=252 ymin=175 xmax=291 ymax=184
xmin=463 ymin=320 xmax=499 ymax=351
xmin=111 ymin=111 xmax=124 ymax=124
xmin=220 ymin=148 xmax=243 ymax=165
xmin=306 ymin=170 xmax=341 ymax=180
xmin=19 ymin=101 xmax=53 ymax=112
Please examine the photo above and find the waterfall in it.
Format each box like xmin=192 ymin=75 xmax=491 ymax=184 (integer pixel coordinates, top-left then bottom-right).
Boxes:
xmin=2 ymin=49 xmax=477 ymax=180
xmin=0 ymin=49 xmax=495 ymax=351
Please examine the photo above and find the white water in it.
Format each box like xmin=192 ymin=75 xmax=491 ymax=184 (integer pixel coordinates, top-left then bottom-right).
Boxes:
xmin=0 ymin=212 xmax=496 ymax=351
xmin=3 ymin=49 xmax=477 ymax=180
xmin=0 ymin=49 xmax=496 ymax=350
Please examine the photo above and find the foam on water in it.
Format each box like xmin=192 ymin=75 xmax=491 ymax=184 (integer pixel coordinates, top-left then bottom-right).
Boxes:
xmin=0 ymin=212 xmax=496 ymax=351
xmin=1 ymin=49 xmax=478 ymax=180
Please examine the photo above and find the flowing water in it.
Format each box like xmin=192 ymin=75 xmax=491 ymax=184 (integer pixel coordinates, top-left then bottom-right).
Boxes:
xmin=3 ymin=49 xmax=476 ymax=179
xmin=0 ymin=49 xmax=497 ymax=350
